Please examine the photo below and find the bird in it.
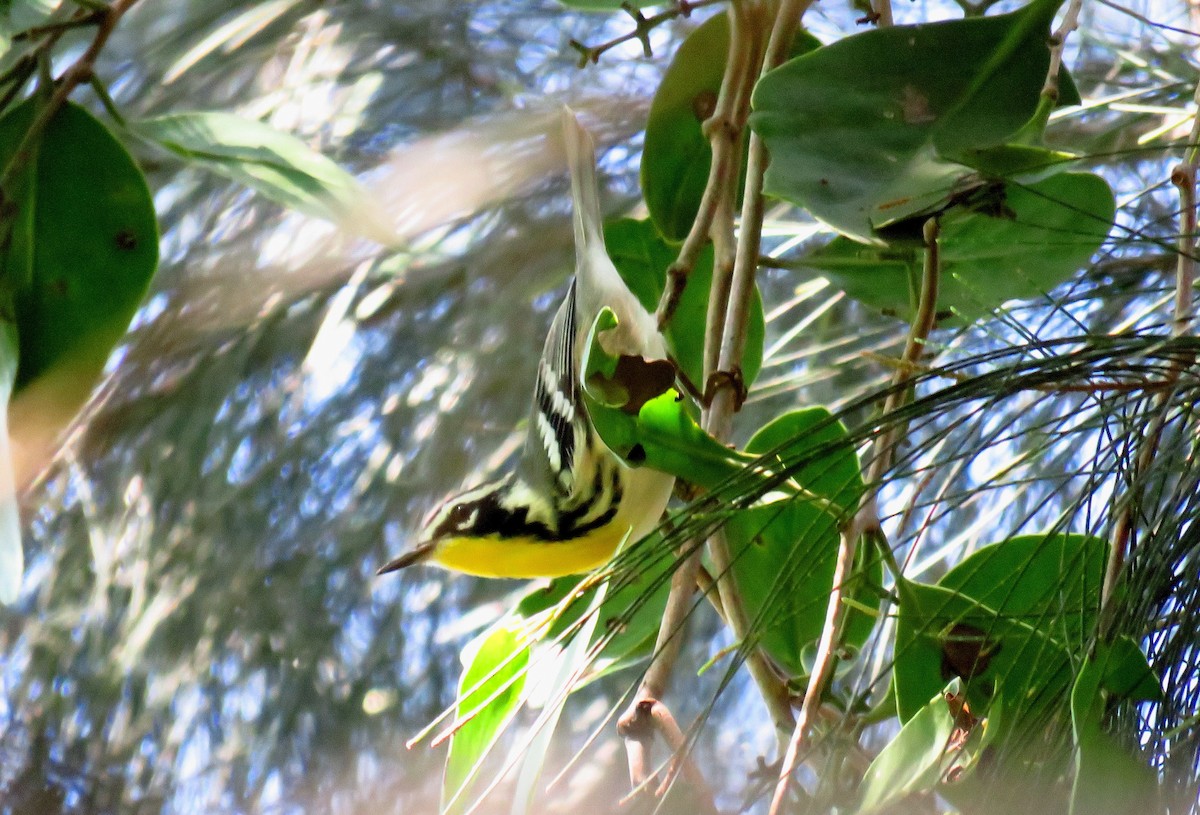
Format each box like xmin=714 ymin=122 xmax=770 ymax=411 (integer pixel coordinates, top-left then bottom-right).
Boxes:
xmin=377 ymin=109 xmax=676 ymax=579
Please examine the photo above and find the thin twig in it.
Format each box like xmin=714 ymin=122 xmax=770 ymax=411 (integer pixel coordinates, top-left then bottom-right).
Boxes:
xmin=768 ymin=217 xmax=941 ymax=815
xmin=657 ymin=2 xmax=755 ymax=329
xmin=1042 ymin=0 xmax=1084 ymax=101
xmin=1101 ymin=80 xmax=1200 ymax=617
xmin=567 ymin=0 xmax=725 ymax=67
xmin=0 ymin=0 xmax=142 ymax=197
xmin=621 ymin=1 xmax=780 ymax=796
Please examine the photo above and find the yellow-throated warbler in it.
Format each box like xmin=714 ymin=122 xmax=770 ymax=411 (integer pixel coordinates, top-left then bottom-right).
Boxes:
xmin=378 ymin=109 xmax=676 ymax=578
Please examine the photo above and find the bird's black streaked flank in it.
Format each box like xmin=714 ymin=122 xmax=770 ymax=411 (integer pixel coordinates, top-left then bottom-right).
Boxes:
xmin=377 ymin=108 xmax=675 ymax=579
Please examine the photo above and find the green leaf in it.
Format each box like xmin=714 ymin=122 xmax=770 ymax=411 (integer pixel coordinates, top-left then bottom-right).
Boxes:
xmin=797 ymin=172 xmax=1115 ymax=325
xmin=442 ymin=618 xmax=530 ymax=815
xmin=132 ymin=111 xmax=396 ymax=244
xmin=581 ymin=308 xmax=748 ymax=487
xmin=724 ymin=499 xmax=839 ymax=675
xmin=0 ymin=99 xmax=159 ymax=391
xmin=938 ymin=533 xmax=1107 ymax=651
xmin=0 ymin=323 xmax=21 ymax=604
xmin=1069 ymin=639 xmax=1159 ymax=815
xmin=604 ymin=218 xmax=765 ymax=391
xmin=894 ymin=578 xmax=1072 ymax=727
xmin=723 ymin=408 xmax=880 ymax=675
xmin=751 ymin=0 xmax=1067 ymax=240
xmin=858 ymin=679 xmax=989 ymax=814
xmin=744 ymin=407 xmax=864 ymax=514
xmin=642 ymin=14 xmax=819 ymax=240
xmin=510 ymin=580 xmax=607 ymax=815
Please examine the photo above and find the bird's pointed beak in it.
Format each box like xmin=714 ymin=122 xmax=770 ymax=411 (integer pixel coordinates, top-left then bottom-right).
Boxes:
xmin=376 ymin=540 xmax=437 ymax=576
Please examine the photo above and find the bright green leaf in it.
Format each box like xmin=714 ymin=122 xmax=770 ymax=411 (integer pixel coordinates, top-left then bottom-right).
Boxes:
xmin=858 ymin=678 xmax=989 ymax=815
xmin=442 ymin=618 xmax=530 ymax=815
xmin=797 ymin=172 xmax=1115 ymax=325
xmin=133 ymin=111 xmax=397 ymax=244
xmin=751 ymin=0 xmax=1067 ymax=239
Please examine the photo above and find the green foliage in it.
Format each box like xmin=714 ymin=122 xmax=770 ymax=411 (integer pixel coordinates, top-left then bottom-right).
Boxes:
xmin=134 ymin=111 xmax=396 ymax=244
xmin=0 ymin=99 xmax=159 ymax=389
xmin=642 ymin=13 xmax=820 ymax=241
xmin=751 ymin=0 xmax=1072 ymax=240
xmin=797 ymin=172 xmax=1115 ymax=323
xmin=442 ymin=619 xmax=530 ymax=815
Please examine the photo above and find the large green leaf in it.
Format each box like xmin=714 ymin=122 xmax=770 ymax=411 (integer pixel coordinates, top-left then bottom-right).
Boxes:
xmin=642 ymin=14 xmax=821 ymax=241
xmin=0 ymin=99 xmax=159 ymax=391
xmin=939 ymin=533 xmax=1107 ymax=651
xmin=895 ymin=533 xmax=1106 ymax=723
xmin=441 ymin=618 xmax=530 ymax=815
xmin=133 ymin=111 xmax=396 ymax=244
xmin=894 ymin=578 xmax=1072 ymax=725
xmin=797 ymin=172 xmax=1115 ymax=324
xmin=724 ymin=408 xmax=879 ymax=675
xmin=604 ymin=217 xmax=764 ymax=390
xmin=751 ymin=0 xmax=1070 ymax=240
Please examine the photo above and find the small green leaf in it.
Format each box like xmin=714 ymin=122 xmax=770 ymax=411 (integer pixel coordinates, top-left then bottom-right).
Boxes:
xmin=604 ymin=217 xmax=764 ymax=391
xmin=1069 ymin=640 xmax=1159 ymax=815
xmin=751 ymin=0 xmax=1067 ymax=239
xmin=442 ymin=618 xmax=530 ymax=815
xmin=133 ymin=111 xmax=396 ymax=244
xmin=859 ymin=679 xmax=986 ymax=814
xmin=0 ymin=99 xmax=159 ymax=391
xmin=797 ymin=172 xmax=1115 ymax=325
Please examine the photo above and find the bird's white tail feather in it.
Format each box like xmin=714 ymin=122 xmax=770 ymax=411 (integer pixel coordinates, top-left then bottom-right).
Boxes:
xmin=561 ymin=107 xmax=606 ymax=272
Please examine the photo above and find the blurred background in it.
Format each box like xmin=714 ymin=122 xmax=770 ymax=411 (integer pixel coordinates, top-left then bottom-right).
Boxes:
xmin=2 ymin=0 xmax=1198 ymax=813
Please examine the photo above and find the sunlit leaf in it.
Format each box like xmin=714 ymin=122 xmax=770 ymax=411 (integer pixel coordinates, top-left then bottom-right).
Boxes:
xmin=858 ymin=678 xmax=990 ymax=814
xmin=442 ymin=617 xmax=530 ymax=815
xmin=133 ymin=111 xmax=397 ymax=244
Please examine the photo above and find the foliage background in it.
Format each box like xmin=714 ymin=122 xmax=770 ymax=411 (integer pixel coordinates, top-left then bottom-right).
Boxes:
xmin=1 ymin=0 xmax=1197 ymax=813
